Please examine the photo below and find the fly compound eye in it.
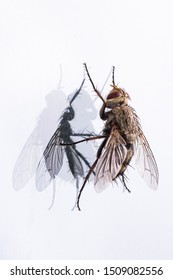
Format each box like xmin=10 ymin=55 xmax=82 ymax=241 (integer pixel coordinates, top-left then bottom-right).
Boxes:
xmin=107 ymin=91 xmax=121 ymax=100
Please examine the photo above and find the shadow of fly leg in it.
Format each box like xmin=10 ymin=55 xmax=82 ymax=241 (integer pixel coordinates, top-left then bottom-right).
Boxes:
xmin=71 ymin=148 xmax=95 ymax=210
xmin=60 ymin=135 xmax=106 ymax=210
xmin=48 ymin=180 xmax=57 ymax=210
xmin=75 ymin=148 xmax=95 ymax=175
xmin=72 ymin=133 xmax=96 ymax=137
xmin=71 ymin=176 xmax=80 ymax=211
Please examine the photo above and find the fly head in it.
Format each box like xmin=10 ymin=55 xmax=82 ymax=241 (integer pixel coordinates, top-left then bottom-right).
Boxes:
xmin=106 ymin=85 xmax=130 ymax=108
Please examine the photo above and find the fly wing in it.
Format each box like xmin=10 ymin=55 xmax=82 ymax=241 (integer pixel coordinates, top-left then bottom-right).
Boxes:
xmin=94 ymin=129 xmax=127 ymax=192
xmin=35 ymin=128 xmax=64 ymax=191
xmin=135 ymin=128 xmax=159 ymax=190
xmin=12 ymin=127 xmax=43 ymax=190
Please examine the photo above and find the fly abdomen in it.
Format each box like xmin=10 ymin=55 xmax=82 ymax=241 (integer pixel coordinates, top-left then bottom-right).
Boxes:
xmin=117 ymin=144 xmax=134 ymax=176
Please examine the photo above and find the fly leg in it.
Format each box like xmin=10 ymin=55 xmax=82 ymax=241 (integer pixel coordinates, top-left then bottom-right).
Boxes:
xmin=60 ymin=136 xmax=106 ymax=210
xmin=76 ymin=157 xmax=99 ymax=211
xmin=76 ymin=137 xmax=108 ymax=210
xmin=120 ymin=174 xmax=131 ymax=193
xmin=114 ymin=144 xmax=134 ymax=192
xmin=61 ymin=135 xmax=108 ymax=210
xmin=70 ymin=148 xmax=95 ymax=210
xmin=74 ymin=149 xmax=95 ymax=175
xmin=60 ymin=135 xmax=106 ymax=146
xmin=84 ymin=63 xmax=106 ymax=105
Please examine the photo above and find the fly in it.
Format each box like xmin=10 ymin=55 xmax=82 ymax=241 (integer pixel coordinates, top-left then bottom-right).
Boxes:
xmin=62 ymin=64 xmax=159 ymax=210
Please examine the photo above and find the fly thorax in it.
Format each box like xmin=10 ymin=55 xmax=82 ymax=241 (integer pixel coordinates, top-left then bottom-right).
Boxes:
xmin=110 ymin=105 xmax=139 ymax=142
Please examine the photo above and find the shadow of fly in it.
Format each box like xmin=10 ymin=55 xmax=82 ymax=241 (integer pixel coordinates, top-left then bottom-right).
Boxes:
xmin=36 ymin=79 xmax=94 ymax=208
xmin=61 ymin=63 xmax=159 ymax=210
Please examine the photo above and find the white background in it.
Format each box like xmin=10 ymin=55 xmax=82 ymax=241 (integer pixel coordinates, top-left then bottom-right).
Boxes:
xmin=0 ymin=0 xmax=173 ymax=260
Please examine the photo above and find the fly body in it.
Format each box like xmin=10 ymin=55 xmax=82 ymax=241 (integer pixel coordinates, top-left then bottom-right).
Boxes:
xmin=96 ymin=85 xmax=140 ymax=190
xmin=72 ymin=64 xmax=159 ymax=210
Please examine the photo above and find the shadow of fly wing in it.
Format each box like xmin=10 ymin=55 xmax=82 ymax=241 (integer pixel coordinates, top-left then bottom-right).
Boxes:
xmin=35 ymin=79 xmax=95 ymax=207
xmin=13 ymin=78 xmax=95 ymax=208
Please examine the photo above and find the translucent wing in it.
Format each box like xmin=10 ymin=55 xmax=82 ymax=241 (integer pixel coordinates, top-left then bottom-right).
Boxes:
xmin=135 ymin=128 xmax=159 ymax=189
xmin=35 ymin=128 xmax=64 ymax=191
xmin=12 ymin=127 xmax=43 ymax=190
xmin=94 ymin=129 xmax=127 ymax=192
